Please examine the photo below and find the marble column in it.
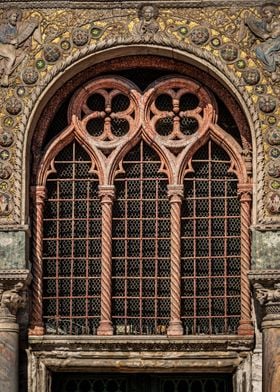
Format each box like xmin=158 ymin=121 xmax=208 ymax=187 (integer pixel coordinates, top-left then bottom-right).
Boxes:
xmin=0 ymin=282 xmax=25 ymax=392
xmin=251 ymin=273 xmax=280 ymax=392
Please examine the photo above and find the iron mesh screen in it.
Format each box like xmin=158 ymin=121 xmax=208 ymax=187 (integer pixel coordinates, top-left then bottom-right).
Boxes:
xmin=42 ymin=141 xmax=102 ymax=335
xmin=111 ymin=141 xmax=171 ymax=334
xmin=181 ymin=140 xmax=241 ymax=334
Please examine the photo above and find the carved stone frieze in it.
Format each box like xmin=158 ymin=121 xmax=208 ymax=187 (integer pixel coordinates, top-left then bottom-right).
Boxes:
xmin=0 ymin=281 xmax=25 ymax=320
xmin=0 ymin=4 xmax=278 ymax=224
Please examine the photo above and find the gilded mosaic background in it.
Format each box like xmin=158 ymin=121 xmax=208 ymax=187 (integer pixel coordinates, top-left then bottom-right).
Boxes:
xmin=0 ymin=4 xmax=279 ymax=225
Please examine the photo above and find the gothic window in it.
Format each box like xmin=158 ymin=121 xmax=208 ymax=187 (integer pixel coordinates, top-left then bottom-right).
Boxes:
xmin=30 ymin=73 xmax=252 ymax=337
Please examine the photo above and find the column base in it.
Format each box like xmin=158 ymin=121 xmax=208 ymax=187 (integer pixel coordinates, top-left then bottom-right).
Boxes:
xmin=97 ymin=320 xmax=114 ymax=336
xmin=167 ymin=320 xmax=183 ymax=336
xmin=28 ymin=325 xmax=45 ymax=336
xmin=238 ymin=320 xmax=254 ymax=335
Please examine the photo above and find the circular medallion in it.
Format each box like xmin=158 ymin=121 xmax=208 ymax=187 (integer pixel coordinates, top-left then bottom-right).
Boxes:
xmin=0 ymin=150 xmax=10 ymax=161
xmin=220 ymin=44 xmax=238 ymax=62
xmin=267 ymin=160 xmax=280 ymax=177
xmin=17 ymin=87 xmax=26 ymax=97
xmin=210 ymin=37 xmax=221 ymax=48
xmin=243 ymin=69 xmax=260 ymax=85
xmin=270 ymin=180 xmax=280 ymax=190
xmin=60 ymin=39 xmax=71 ymax=51
xmin=236 ymin=59 xmax=246 ymax=70
xmin=43 ymin=44 xmax=61 ymax=63
xmin=3 ymin=117 xmax=14 ymax=128
xmin=90 ymin=27 xmax=102 ymax=38
xmin=266 ymin=191 xmax=280 ymax=214
xmin=0 ymin=165 xmax=12 ymax=180
xmin=0 ymin=130 xmax=13 ymax=147
xmin=255 ymin=84 xmax=266 ymax=95
xmin=22 ymin=67 xmax=39 ymax=85
xmin=6 ymin=97 xmax=22 ymax=116
xmin=36 ymin=59 xmax=46 ymax=70
xmin=72 ymin=28 xmax=89 ymax=46
xmin=179 ymin=26 xmax=188 ymax=36
xmin=190 ymin=27 xmax=210 ymax=45
xmin=259 ymin=96 xmax=277 ymax=113
xmin=266 ymin=128 xmax=280 ymax=145
xmin=269 ymin=147 xmax=280 ymax=159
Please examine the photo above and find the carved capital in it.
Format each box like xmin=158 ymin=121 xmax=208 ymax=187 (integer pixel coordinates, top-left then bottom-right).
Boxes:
xmin=98 ymin=185 xmax=115 ymax=204
xmin=253 ymin=281 xmax=280 ymax=323
xmin=0 ymin=281 xmax=26 ymax=322
xmin=31 ymin=186 xmax=46 ymax=205
xmin=237 ymin=183 xmax=252 ymax=201
xmin=167 ymin=184 xmax=184 ymax=203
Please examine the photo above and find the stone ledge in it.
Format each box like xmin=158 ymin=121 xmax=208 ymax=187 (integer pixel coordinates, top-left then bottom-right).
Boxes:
xmin=0 ymin=269 xmax=31 ymax=287
xmin=29 ymin=335 xmax=254 ymax=353
xmin=249 ymin=270 xmax=280 ymax=285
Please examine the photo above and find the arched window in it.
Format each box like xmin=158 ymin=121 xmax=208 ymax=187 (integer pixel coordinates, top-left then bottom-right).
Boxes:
xmin=30 ymin=72 xmax=252 ymax=337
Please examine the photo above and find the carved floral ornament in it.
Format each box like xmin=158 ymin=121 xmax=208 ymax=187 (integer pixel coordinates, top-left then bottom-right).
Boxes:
xmin=0 ymin=4 xmax=279 ymax=223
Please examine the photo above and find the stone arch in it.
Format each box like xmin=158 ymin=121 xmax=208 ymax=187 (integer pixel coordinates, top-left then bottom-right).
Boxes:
xmin=21 ymin=39 xmax=261 ymax=225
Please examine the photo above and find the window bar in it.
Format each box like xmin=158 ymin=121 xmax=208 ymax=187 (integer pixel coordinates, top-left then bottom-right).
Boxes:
xmin=97 ymin=184 xmax=115 ymax=335
xmin=167 ymin=184 xmax=184 ymax=336
xmin=29 ymin=185 xmax=46 ymax=335
xmin=237 ymin=184 xmax=254 ymax=335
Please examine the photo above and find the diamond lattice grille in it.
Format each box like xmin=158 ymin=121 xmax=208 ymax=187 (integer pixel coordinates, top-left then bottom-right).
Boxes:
xmin=181 ymin=140 xmax=241 ymax=334
xmin=111 ymin=141 xmax=171 ymax=334
xmin=42 ymin=141 xmax=102 ymax=335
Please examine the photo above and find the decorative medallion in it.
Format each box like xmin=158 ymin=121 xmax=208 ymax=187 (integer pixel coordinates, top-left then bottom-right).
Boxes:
xmin=0 ymin=182 xmax=8 ymax=192
xmin=0 ymin=164 xmax=12 ymax=180
xmin=236 ymin=59 xmax=246 ymax=70
xmin=267 ymin=116 xmax=277 ymax=125
xmin=210 ymin=37 xmax=221 ymax=48
xmin=22 ymin=67 xmax=39 ymax=85
xmin=36 ymin=59 xmax=46 ymax=70
xmin=43 ymin=44 xmax=61 ymax=63
xmin=0 ymin=131 xmax=14 ymax=147
xmin=255 ymin=84 xmax=266 ymax=95
xmin=266 ymin=128 xmax=280 ymax=145
xmin=269 ymin=147 xmax=280 ymax=160
xmin=0 ymin=192 xmax=13 ymax=216
xmin=2 ymin=117 xmax=14 ymax=128
xmin=243 ymin=69 xmax=260 ymax=85
xmin=0 ymin=150 xmax=10 ymax=161
xmin=259 ymin=96 xmax=277 ymax=113
xmin=16 ymin=87 xmax=26 ymax=97
xmin=220 ymin=44 xmax=239 ymax=62
xmin=60 ymin=40 xmax=71 ymax=51
xmin=190 ymin=27 xmax=210 ymax=46
xmin=5 ymin=97 xmax=22 ymax=116
xmin=72 ymin=28 xmax=89 ymax=46
xmin=270 ymin=180 xmax=280 ymax=190
xmin=90 ymin=26 xmax=103 ymax=39
xmin=179 ymin=26 xmax=188 ymax=36
xmin=266 ymin=192 xmax=280 ymax=214
xmin=267 ymin=160 xmax=280 ymax=178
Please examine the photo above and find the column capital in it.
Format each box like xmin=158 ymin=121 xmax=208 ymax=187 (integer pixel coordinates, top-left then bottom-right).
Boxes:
xmin=0 ymin=281 xmax=26 ymax=323
xmin=31 ymin=185 xmax=46 ymax=204
xmin=98 ymin=185 xmax=115 ymax=202
xmin=237 ymin=183 xmax=252 ymax=199
xmin=167 ymin=184 xmax=184 ymax=202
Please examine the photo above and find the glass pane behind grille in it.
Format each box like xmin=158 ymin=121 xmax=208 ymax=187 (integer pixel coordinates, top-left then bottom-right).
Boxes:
xmin=112 ymin=141 xmax=170 ymax=335
xmin=42 ymin=141 xmax=101 ymax=335
xmin=181 ymin=140 xmax=241 ymax=335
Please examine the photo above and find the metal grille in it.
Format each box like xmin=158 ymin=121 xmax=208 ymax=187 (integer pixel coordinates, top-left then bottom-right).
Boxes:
xmin=42 ymin=141 xmax=101 ymax=335
xmin=111 ymin=141 xmax=171 ymax=334
xmin=181 ymin=140 xmax=241 ymax=335
xmin=52 ymin=373 xmax=232 ymax=392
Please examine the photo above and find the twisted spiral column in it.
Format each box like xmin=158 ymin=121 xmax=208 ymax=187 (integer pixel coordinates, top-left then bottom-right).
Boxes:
xmin=237 ymin=184 xmax=254 ymax=335
xmin=29 ymin=186 xmax=46 ymax=336
xmin=97 ymin=185 xmax=115 ymax=335
xmin=167 ymin=185 xmax=184 ymax=336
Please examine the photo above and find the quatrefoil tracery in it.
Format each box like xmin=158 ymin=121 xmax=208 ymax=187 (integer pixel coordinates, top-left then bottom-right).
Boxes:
xmin=45 ymin=75 xmax=234 ymax=185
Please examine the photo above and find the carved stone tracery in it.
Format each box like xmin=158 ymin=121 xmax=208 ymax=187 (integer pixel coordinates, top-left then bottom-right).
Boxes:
xmin=31 ymin=75 xmax=253 ymax=336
